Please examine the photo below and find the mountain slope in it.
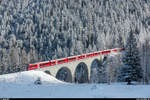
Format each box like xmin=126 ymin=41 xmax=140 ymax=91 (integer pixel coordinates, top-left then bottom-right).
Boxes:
xmin=0 ymin=0 xmax=150 ymax=74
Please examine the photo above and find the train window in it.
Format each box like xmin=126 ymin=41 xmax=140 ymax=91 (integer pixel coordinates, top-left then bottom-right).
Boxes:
xmin=28 ymin=64 xmax=38 ymax=70
xmin=40 ymin=62 xmax=50 ymax=67
xmin=51 ymin=61 xmax=56 ymax=66
xmin=105 ymin=50 xmax=111 ymax=53
xmin=40 ymin=62 xmax=49 ymax=66
xmin=104 ymin=51 xmax=106 ymax=53
xmin=68 ymin=57 xmax=76 ymax=60
xmin=51 ymin=61 xmax=56 ymax=64
xmin=94 ymin=53 xmax=98 ymax=56
xmin=78 ymin=55 xmax=85 ymax=59
xmin=57 ymin=59 xmax=68 ymax=64
xmin=58 ymin=59 xmax=65 ymax=63
xmin=86 ymin=54 xmax=90 ymax=56
xmin=98 ymin=52 xmax=101 ymax=55
xmin=78 ymin=56 xmax=82 ymax=58
xmin=112 ymin=49 xmax=117 ymax=52
xmin=30 ymin=64 xmax=37 ymax=67
xmin=101 ymin=51 xmax=105 ymax=54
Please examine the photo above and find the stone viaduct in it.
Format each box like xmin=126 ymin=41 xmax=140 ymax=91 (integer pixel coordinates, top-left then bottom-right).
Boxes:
xmin=28 ymin=48 xmax=124 ymax=83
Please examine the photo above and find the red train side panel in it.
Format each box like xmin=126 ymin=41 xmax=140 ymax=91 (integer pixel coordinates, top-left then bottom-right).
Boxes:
xmin=39 ymin=61 xmax=51 ymax=68
xmin=68 ymin=57 xmax=76 ymax=62
xmin=104 ymin=50 xmax=111 ymax=53
xmin=57 ymin=58 xmax=68 ymax=64
xmin=86 ymin=54 xmax=91 ymax=58
xmin=112 ymin=49 xmax=117 ymax=53
xmin=28 ymin=64 xmax=38 ymax=70
xmin=77 ymin=55 xmax=85 ymax=60
xmin=100 ymin=50 xmax=111 ymax=54
xmin=101 ymin=51 xmax=105 ymax=54
xmin=51 ymin=61 xmax=56 ymax=66
xmin=93 ymin=52 xmax=100 ymax=56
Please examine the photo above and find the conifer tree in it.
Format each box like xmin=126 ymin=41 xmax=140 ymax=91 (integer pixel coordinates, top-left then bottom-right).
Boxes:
xmin=118 ymin=30 xmax=143 ymax=85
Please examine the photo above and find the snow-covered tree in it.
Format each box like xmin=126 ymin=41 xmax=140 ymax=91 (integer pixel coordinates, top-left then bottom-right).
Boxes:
xmin=118 ymin=30 xmax=143 ymax=85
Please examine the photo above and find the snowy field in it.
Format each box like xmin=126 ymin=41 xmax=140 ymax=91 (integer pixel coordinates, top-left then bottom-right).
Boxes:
xmin=0 ymin=70 xmax=150 ymax=98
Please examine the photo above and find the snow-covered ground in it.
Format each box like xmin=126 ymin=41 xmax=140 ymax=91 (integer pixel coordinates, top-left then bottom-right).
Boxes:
xmin=0 ymin=70 xmax=150 ymax=98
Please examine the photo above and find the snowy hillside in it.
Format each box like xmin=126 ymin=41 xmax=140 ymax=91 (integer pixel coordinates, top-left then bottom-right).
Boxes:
xmin=0 ymin=70 xmax=66 ymax=85
xmin=0 ymin=70 xmax=150 ymax=98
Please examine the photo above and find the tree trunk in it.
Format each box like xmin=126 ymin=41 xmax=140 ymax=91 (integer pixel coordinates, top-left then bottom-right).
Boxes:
xmin=127 ymin=79 xmax=131 ymax=85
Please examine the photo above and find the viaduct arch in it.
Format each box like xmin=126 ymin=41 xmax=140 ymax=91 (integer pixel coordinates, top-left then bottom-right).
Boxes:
xmin=38 ymin=54 xmax=106 ymax=83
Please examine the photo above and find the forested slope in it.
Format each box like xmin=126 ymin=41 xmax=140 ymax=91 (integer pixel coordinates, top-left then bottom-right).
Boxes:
xmin=0 ymin=0 xmax=149 ymax=75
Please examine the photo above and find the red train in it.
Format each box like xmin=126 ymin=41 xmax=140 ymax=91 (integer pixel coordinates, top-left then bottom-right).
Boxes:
xmin=27 ymin=48 xmax=124 ymax=70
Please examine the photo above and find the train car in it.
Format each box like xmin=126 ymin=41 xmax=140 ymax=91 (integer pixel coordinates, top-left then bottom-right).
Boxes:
xmin=86 ymin=53 xmax=94 ymax=58
xmin=27 ymin=63 xmax=38 ymax=70
xmin=50 ymin=60 xmax=57 ymax=66
xmin=93 ymin=52 xmax=100 ymax=56
xmin=98 ymin=49 xmax=111 ymax=55
xmin=28 ymin=60 xmax=53 ymax=70
xmin=57 ymin=58 xmax=68 ymax=64
xmin=77 ymin=54 xmax=86 ymax=60
xmin=103 ymin=50 xmax=111 ymax=54
xmin=111 ymin=48 xmax=118 ymax=53
xmin=100 ymin=51 xmax=105 ymax=54
xmin=67 ymin=56 xmax=77 ymax=62
xmin=39 ymin=61 xmax=51 ymax=68
xmin=111 ymin=48 xmax=124 ymax=53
